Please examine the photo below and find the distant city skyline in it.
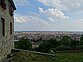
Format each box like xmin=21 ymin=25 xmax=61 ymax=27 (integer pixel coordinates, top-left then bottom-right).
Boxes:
xmin=14 ymin=0 xmax=83 ymax=31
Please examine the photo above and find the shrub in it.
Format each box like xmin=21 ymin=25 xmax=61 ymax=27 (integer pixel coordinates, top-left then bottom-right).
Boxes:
xmin=14 ymin=38 xmax=32 ymax=50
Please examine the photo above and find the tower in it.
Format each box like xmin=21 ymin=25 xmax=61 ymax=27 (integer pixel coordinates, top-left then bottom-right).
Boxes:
xmin=0 ymin=0 xmax=16 ymax=61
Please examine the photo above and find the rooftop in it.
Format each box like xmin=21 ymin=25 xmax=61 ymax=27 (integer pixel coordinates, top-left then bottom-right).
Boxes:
xmin=8 ymin=0 xmax=16 ymax=10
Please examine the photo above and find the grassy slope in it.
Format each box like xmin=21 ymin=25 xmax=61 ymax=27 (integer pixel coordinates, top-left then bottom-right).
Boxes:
xmin=55 ymin=52 xmax=83 ymax=62
xmin=10 ymin=50 xmax=83 ymax=62
xmin=10 ymin=50 xmax=55 ymax=62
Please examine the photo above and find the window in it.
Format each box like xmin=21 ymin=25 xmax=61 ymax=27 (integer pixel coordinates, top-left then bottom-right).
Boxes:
xmin=1 ymin=18 xmax=5 ymax=36
xmin=1 ymin=0 xmax=6 ymax=10
xmin=10 ymin=22 xmax=12 ymax=34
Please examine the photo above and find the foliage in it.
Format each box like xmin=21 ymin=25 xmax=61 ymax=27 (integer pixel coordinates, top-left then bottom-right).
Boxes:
xmin=35 ymin=35 xmax=83 ymax=53
xmin=35 ymin=39 xmax=57 ymax=53
xmin=15 ymin=38 xmax=32 ymax=50
xmin=15 ymin=35 xmax=83 ymax=53
xmin=56 ymin=45 xmax=71 ymax=51
xmin=80 ymin=35 xmax=83 ymax=45
xmin=60 ymin=36 xmax=72 ymax=46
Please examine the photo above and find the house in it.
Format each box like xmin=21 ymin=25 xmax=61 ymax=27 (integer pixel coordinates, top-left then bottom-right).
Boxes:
xmin=0 ymin=0 xmax=16 ymax=61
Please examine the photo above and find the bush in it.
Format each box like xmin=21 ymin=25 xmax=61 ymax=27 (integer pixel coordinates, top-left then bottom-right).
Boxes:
xmin=35 ymin=39 xmax=57 ymax=53
xmin=15 ymin=38 xmax=32 ymax=50
xmin=79 ymin=45 xmax=83 ymax=49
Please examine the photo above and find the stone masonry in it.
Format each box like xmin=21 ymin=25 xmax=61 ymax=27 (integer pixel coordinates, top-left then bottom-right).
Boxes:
xmin=0 ymin=0 xmax=16 ymax=61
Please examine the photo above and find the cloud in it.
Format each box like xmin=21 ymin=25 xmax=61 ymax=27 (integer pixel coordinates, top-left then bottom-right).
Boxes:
xmin=14 ymin=0 xmax=29 ymax=6
xmin=38 ymin=0 xmax=66 ymax=10
xmin=39 ymin=7 xmax=69 ymax=21
xmin=14 ymin=13 xmax=50 ymax=31
xmin=14 ymin=0 xmax=83 ymax=31
xmin=38 ymin=0 xmax=83 ymax=13
xmin=14 ymin=13 xmax=49 ymax=25
xmin=43 ymin=19 xmax=83 ymax=31
xmin=61 ymin=19 xmax=83 ymax=31
xmin=14 ymin=13 xmax=83 ymax=31
xmin=14 ymin=14 xmax=28 ymax=23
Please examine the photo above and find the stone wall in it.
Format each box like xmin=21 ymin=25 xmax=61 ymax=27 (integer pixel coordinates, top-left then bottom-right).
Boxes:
xmin=0 ymin=0 xmax=14 ymax=61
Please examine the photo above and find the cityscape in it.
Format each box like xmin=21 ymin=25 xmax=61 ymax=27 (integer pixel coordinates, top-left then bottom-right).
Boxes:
xmin=1 ymin=0 xmax=83 ymax=62
xmin=14 ymin=31 xmax=83 ymax=41
xmin=14 ymin=31 xmax=83 ymax=48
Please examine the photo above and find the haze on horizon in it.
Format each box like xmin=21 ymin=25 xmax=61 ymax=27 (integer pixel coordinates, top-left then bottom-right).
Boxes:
xmin=14 ymin=0 xmax=83 ymax=31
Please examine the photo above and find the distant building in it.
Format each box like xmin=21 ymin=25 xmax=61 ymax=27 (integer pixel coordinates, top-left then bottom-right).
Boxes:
xmin=0 ymin=0 xmax=16 ymax=61
xmin=14 ymin=31 xmax=83 ymax=41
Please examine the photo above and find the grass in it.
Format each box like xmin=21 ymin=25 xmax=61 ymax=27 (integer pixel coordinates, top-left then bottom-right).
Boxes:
xmin=55 ymin=52 xmax=83 ymax=62
xmin=10 ymin=50 xmax=55 ymax=62
xmin=10 ymin=50 xmax=83 ymax=62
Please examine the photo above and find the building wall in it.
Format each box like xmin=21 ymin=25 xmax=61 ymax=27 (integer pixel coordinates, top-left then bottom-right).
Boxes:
xmin=0 ymin=0 xmax=14 ymax=61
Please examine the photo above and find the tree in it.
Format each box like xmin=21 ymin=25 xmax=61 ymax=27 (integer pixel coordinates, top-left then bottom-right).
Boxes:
xmin=15 ymin=38 xmax=32 ymax=50
xmin=80 ymin=35 xmax=83 ymax=45
xmin=35 ymin=39 xmax=57 ymax=53
xmin=60 ymin=36 xmax=72 ymax=46
xmin=79 ymin=35 xmax=83 ymax=49
xmin=55 ymin=36 xmax=72 ymax=50
xmin=70 ymin=39 xmax=80 ymax=49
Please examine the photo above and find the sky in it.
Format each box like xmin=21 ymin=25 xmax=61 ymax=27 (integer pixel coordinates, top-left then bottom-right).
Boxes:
xmin=14 ymin=0 xmax=83 ymax=31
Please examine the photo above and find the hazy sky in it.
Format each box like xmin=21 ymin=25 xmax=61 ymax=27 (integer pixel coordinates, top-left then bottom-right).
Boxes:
xmin=14 ymin=0 xmax=83 ymax=31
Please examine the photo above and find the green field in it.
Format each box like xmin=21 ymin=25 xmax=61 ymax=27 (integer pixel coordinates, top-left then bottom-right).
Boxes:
xmin=10 ymin=50 xmax=83 ymax=62
xmin=55 ymin=52 xmax=83 ymax=62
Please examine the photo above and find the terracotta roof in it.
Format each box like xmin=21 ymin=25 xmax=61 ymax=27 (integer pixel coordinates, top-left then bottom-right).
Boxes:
xmin=8 ymin=0 xmax=16 ymax=10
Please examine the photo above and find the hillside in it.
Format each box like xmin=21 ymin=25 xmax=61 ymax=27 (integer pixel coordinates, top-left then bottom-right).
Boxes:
xmin=4 ymin=50 xmax=83 ymax=62
xmin=8 ymin=50 xmax=55 ymax=62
